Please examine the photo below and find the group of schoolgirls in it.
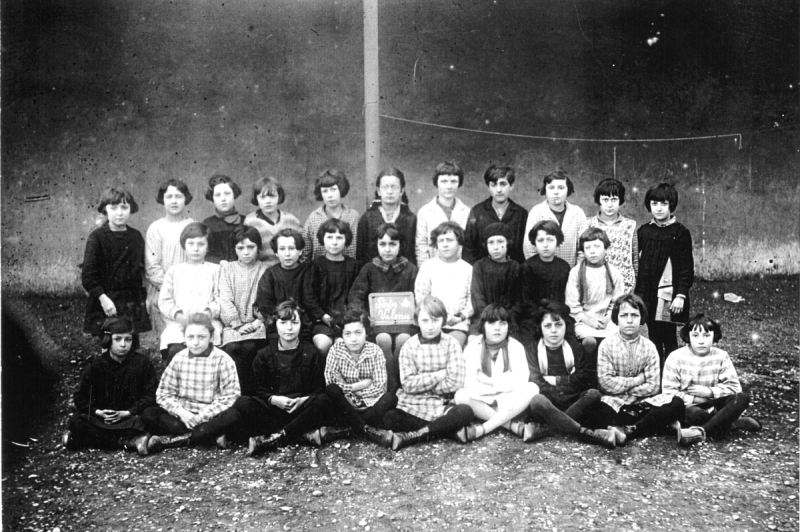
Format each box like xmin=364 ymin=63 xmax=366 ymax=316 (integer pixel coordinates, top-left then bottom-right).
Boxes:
xmin=66 ymin=163 xmax=760 ymax=457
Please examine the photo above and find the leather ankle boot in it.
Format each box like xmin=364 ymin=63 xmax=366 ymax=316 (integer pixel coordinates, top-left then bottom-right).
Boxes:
xmin=319 ymin=426 xmax=351 ymax=444
xmin=391 ymin=426 xmax=431 ymax=451
xmin=247 ymin=431 xmax=286 ymax=457
xmin=362 ymin=425 xmax=393 ymax=448
xmin=578 ymin=427 xmax=616 ymax=449
xmin=147 ymin=433 xmax=191 ymax=454
xmin=120 ymin=433 xmax=150 ymax=456
xmin=522 ymin=422 xmax=551 ymax=443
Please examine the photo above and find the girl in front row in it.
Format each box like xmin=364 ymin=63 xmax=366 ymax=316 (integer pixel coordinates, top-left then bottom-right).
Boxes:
xmin=82 ymin=187 xmax=151 ymax=337
xmin=662 ymin=314 xmax=761 ymax=446
xmin=453 ymin=305 xmax=539 ymax=442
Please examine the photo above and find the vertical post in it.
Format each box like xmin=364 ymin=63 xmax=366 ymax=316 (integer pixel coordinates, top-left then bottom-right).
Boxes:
xmin=363 ymin=0 xmax=380 ymax=210
xmin=613 ymin=146 xmax=617 ymax=179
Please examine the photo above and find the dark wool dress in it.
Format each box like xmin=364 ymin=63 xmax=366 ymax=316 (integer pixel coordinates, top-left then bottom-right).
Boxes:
xmin=202 ymin=214 xmax=244 ymax=264
xmin=463 ymin=197 xmax=528 ymax=264
xmin=635 ymin=222 xmax=694 ymax=324
xmin=469 ymin=258 xmax=524 ymax=335
xmin=356 ymin=203 xmax=418 ymax=266
xmin=82 ymin=223 xmax=151 ymax=335
xmin=307 ymin=256 xmax=361 ymax=335
xmin=255 ymin=263 xmax=314 ymax=336
xmin=348 ymin=258 xmax=419 ymax=336
xmin=527 ymin=337 xmax=596 ymax=410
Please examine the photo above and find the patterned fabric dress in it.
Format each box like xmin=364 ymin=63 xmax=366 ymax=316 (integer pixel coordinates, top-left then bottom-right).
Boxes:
xmin=587 ymin=215 xmax=638 ymax=293
xmin=219 ymin=260 xmax=270 ymax=346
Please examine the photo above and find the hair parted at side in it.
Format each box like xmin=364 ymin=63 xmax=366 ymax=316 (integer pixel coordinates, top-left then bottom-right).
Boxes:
xmin=100 ymin=316 xmax=140 ymax=352
xmin=98 ymin=187 xmax=139 ymax=214
xmin=205 ymin=174 xmax=242 ymax=201
xmin=533 ymin=300 xmax=574 ymax=342
xmin=415 ymin=295 xmax=448 ymax=324
xmin=275 ymin=299 xmax=303 ymax=323
xmin=373 ymin=167 xmax=410 ymax=204
xmin=483 ymin=165 xmax=516 ymax=186
xmin=593 ymin=178 xmax=626 ymax=205
xmin=157 ymin=178 xmax=193 ymax=205
xmin=314 ymin=168 xmax=350 ymax=200
xmin=251 ymin=176 xmax=285 ymax=205
xmin=529 ymin=219 xmax=564 ymax=246
xmin=578 ymin=226 xmax=611 ymax=251
xmin=180 ymin=222 xmax=209 ymax=248
xmin=270 ymin=227 xmax=305 ymax=253
xmin=233 ymin=225 xmax=263 ymax=251
xmin=540 ymin=168 xmax=575 ymax=196
xmin=375 ymin=222 xmax=402 ymax=243
xmin=611 ymin=294 xmax=648 ymax=325
xmin=432 ymin=161 xmax=464 ymax=187
xmin=431 ymin=221 xmax=465 ymax=248
xmin=644 ymin=182 xmax=679 ymax=212
xmin=680 ymin=313 xmax=722 ymax=344
xmin=317 ymin=218 xmax=354 ymax=247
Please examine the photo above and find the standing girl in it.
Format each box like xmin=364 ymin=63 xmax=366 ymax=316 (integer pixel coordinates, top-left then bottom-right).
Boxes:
xmin=357 ymin=167 xmax=418 ymax=266
xmin=635 ymin=183 xmax=694 ymax=364
xmin=202 ymin=174 xmax=244 ymax=264
xmin=244 ymin=176 xmax=302 ymax=268
xmin=302 ymin=169 xmax=360 ymax=263
xmin=82 ymin=187 xmax=151 ymax=336
xmin=522 ymin=168 xmax=588 ymax=267
xmin=145 ymin=179 xmax=195 ymax=335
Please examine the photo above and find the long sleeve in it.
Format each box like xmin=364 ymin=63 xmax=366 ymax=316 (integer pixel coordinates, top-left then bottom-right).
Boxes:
xmin=356 ymin=214 xmax=371 ymax=265
xmin=565 ymin=266 xmax=585 ymax=323
xmin=155 ymin=361 xmax=184 ymax=417
xmin=252 ymin=349 xmax=275 ymax=405
xmin=219 ymin=265 xmax=243 ymax=328
xmin=144 ymin=223 xmax=166 ymax=289
xmin=528 ymin=354 xmax=555 ymax=396
xmin=415 ymin=207 xmax=433 ymax=265
xmin=414 ymin=261 xmax=433 ymax=302
xmin=81 ymin=230 xmax=105 ymax=299
xmin=73 ymin=363 xmax=97 ymax=415
xmin=470 ymin=261 xmax=489 ymax=323
xmin=302 ymin=216 xmax=316 ymax=264
xmin=672 ymin=227 xmax=694 ymax=299
xmin=158 ymin=266 xmax=180 ymax=320
xmin=661 ymin=355 xmax=694 ymax=404
xmin=631 ymin=230 xmax=639 ymax=279
xmin=348 ymin=265 xmax=372 ymax=312
xmin=205 ymin=267 xmax=221 ymax=319
xmin=522 ymin=207 xmax=539 ymax=260
xmin=626 ymin=350 xmax=661 ymax=398
xmin=255 ymin=269 xmax=277 ymax=322
xmin=431 ymin=339 xmax=466 ymax=395
xmin=128 ymin=361 xmax=158 ymax=415
xmin=194 ymin=357 xmax=240 ymax=424
xmin=597 ymin=343 xmax=644 ymax=395
xmin=462 ymin=209 xmax=481 ymax=264
xmin=399 ymin=346 xmax=443 ymax=394
xmin=305 ymin=261 xmax=326 ymax=321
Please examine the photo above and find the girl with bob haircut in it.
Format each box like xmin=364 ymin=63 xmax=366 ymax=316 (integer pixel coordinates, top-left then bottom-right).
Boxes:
xmin=82 ymin=186 xmax=151 ymax=337
xmin=349 ymin=222 xmax=419 ymax=391
xmin=382 ymin=296 xmax=473 ymax=450
xmin=357 ymin=167 xmax=418 ymax=266
xmin=588 ymin=178 xmax=638 ymax=294
xmin=662 ymin=314 xmax=760 ymax=446
xmin=202 ymin=174 xmax=244 ymax=264
xmin=415 ymin=161 xmax=470 ymax=265
xmin=635 ymin=182 xmax=694 ymax=366
xmin=302 ymin=169 xmax=360 ymax=263
xmin=244 ymin=176 xmax=302 ymax=267
xmin=146 ymin=178 xmax=195 ymax=335
xmin=520 ymin=301 xmax=616 ymax=448
xmin=522 ymin=168 xmax=588 ymax=267
xmin=219 ymin=226 xmax=270 ymax=395
xmin=63 ymin=317 xmax=157 ymax=456
xmin=453 ymin=305 xmax=539 ymax=442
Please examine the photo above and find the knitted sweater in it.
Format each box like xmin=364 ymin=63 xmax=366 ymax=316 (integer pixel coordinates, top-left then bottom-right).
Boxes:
xmin=662 ymin=346 xmax=742 ymax=406
xmin=415 ymin=196 xmax=471 ymax=265
xmin=414 ymin=257 xmax=473 ymax=332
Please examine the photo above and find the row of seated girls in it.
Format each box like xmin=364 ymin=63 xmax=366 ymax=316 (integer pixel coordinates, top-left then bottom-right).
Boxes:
xmin=68 ymin=163 xmax=760 ymax=455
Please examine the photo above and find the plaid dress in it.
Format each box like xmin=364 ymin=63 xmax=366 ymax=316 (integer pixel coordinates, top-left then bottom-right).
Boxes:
xmin=219 ymin=260 xmax=269 ymax=346
xmin=662 ymin=346 xmax=742 ymax=406
xmin=324 ymin=339 xmax=387 ymax=407
xmin=302 ymin=205 xmax=360 ymax=263
xmin=395 ymin=334 xmax=466 ymax=421
xmin=597 ymin=332 xmax=666 ymax=412
xmin=522 ymin=200 xmax=588 ymax=267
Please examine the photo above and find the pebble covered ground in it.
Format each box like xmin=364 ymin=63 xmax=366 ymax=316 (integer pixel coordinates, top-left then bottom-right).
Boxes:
xmin=3 ymin=276 xmax=798 ymax=532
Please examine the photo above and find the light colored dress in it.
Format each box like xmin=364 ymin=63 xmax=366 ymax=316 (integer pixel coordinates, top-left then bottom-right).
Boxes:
xmin=243 ymin=209 xmax=302 ymax=268
xmin=462 ymin=336 xmax=536 ymax=410
xmin=522 ymin=200 xmax=588 ymax=266
xmin=566 ymin=261 xmax=625 ymax=339
xmin=158 ymin=261 xmax=222 ymax=349
xmin=219 ymin=260 xmax=270 ymax=346
xmin=415 ymin=197 xmax=471 ymax=265
xmin=144 ymin=217 xmax=194 ymax=334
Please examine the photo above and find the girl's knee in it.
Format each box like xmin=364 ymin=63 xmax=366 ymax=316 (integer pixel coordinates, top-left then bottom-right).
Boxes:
xmin=453 ymin=388 xmax=471 ymax=405
xmin=529 ymin=394 xmax=548 ymax=410
xmin=583 ymin=389 xmax=602 ymax=402
xmin=313 ymin=334 xmax=333 ymax=353
xmin=375 ymin=333 xmax=392 ymax=351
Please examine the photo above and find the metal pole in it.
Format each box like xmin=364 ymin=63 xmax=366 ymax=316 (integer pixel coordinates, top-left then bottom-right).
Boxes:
xmin=363 ymin=0 xmax=380 ymax=210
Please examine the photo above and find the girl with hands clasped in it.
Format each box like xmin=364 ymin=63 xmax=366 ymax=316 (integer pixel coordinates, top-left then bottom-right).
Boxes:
xmin=82 ymin=187 xmax=151 ymax=336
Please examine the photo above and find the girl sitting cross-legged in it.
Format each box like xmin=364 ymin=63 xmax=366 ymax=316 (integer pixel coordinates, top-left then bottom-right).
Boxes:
xmin=452 ymin=305 xmax=539 ymax=443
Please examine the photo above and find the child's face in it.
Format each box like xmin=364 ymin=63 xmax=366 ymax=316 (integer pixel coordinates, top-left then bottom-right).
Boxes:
xmin=486 ymin=236 xmax=508 ymax=262
xmin=598 ymin=195 xmax=620 ymax=218
xmin=163 ymin=186 xmax=187 ymax=217
xmin=213 ymin=183 xmax=236 ymax=212
xmin=105 ymin=201 xmax=131 ymax=230
xmin=257 ymin=191 xmax=279 ymax=215
xmin=276 ymin=311 xmax=301 ymax=343
xmin=436 ymin=231 xmax=460 ymax=261
xmin=583 ymin=239 xmax=606 ymax=265
xmin=235 ymin=238 xmax=259 ymax=265
xmin=377 ymin=176 xmax=403 ymax=207
xmin=617 ymin=302 xmax=642 ymax=340
xmin=275 ymin=236 xmax=301 ymax=269
xmin=320 ymin=185 xmax=342 ymax=210
xmin=377 ymin=234 xmax=400 ymax=263
xmin=650 ymin=200 xmax=672 ymax=222
xmin=488 ymin=178 xmax=513 ymax=205
xmin=436 ymin=174 xmax=460 ymax=202
xmin=184 ymin=236 xmax=209 ymax=263
xmin=417 ymin=309 xmax=444 ymax=340
xmin=323 ymin=230 xmax=346 ymax=257
xmin=688 ymin=325 xmax=714 ymax=356
xmin=342 ymin=321 xmax=367 ymax=354
xmin=109 ymin=332 xmax=134 ymax=358
xmin=534 ymin=230 xmax=558 ymax=261
xmin=545 ymin=179 xmax=569 ymax=209
xmin=184 ymin=324 xmax=212 ymax=355
xmin=540 ymin=314 xmax=566 ymax=348
xmin=484 ymin=319 xmax=509 ymax=345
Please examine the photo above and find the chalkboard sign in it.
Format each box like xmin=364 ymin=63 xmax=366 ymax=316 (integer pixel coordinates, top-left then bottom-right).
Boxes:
xmin=368 ymin=292 xmax=415 ymax=332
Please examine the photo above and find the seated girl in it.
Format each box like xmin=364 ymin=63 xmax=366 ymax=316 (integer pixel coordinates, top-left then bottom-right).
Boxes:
xmin=662 ymin=314 xmax=761 ymax=446
xmin=244 ymin=176 xmax=302 ymax=267
xmin=219 ymin=226 xmax=270 ymax=396
xmin=63 ymin=317 xmax=157 ymax=456
xmin=520 ymin=300 xmax=616 ymax=448
xmin=349 ymin=223 xmax=418 ymax=392
xmin=595 ymin=294 xmax=685 ymax=445
xmin=414 ymin=221 xmax=473 ymax=348
xmin=324 ymin=309 xmax=398 ymax=446
xmin=382 ymin=296 xmax=473 ymax=450
xmin=453 ymin=305 xmax=539 ymax=442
